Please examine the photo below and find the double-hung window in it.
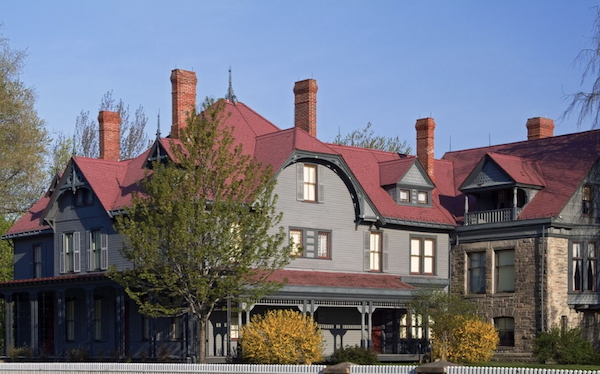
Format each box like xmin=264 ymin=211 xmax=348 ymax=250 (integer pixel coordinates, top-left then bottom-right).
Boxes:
xmin=33 ymin=245 xmax=42 ymax=278
xmin=61 ymin=232 xmax=80 ymax=274
xmin=289 ymin=228 xmax=332 ymax=259
xmin=495 ymin=249 xmax=515 ymax=293
xmin=468 ymin=252 xmax=486 ymax=294
xmin=369 ymin=232 xmax=382 ymax=272
xmin=171 ymin=316 xmax=182 ymax=341
xmin=495 ymin=317 xmax=515 ymax=346
xmin=364 ymin=231 xmax=387 ymax=272
xmin=296 ymin=163 xmax=324 ymax=202
xmin=87 ymin=229 xmax=108 ymax=271
xmin=410 ymin=237 xmax=436 ymax=275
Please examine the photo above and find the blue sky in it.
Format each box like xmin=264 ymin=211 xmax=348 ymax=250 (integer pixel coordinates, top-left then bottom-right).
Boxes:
xmin=2 ymin=0 xmax=598 ymax=157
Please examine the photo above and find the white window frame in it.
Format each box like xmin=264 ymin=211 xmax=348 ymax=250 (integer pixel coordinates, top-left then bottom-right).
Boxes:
xmin=296 ymin=163 xmax=324 ymax=203
xmin=87 ymin=229 xmax=108 ymax=271
xmin=61 ymin=232 xmax=80 ymax=274
xmin=33 ymin=245 xmax=42 ymax=278
xmin=410 ymin=237 xmax=436 ymax=275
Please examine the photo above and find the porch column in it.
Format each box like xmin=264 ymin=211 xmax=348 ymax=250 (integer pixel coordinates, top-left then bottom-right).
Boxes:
xmin=56 ymin=290 xmax=65 ymax=358
xmin=310 ymin=300 xmax=315 ymax=318
xmin=4 ymin=293 xmax=13 ymax=356
xmin=512 ymin=187 xmax=518 ymax=219
xmin=464 ymin=196 xmax=469 ymax=225
xmin=29 ymin=292 xmax=39 ymax=356
xmin=86 ymin=288 xmax=94 ymax=356
xmin=367 ymin=301 xmax=373 ymax=349
xmin=360 ymin=302 xmax=366 ymax=348
xmin=115 ymin=288 xmax=125 ymax=358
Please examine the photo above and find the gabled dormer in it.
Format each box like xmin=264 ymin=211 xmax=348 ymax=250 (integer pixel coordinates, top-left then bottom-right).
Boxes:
xmin=145 ymin=138 xmax=171 ymax=168
xmin=380 ymin=158 xmax=435 ymax=207
xmin=460 ymin=152 xmax=546 ymax=225
xmin=41 ymin=159 xmax=96 ymax=228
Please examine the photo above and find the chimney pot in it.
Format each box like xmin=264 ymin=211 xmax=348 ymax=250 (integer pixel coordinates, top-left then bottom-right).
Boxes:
xmin=526 ymin=117 xmax=554 ymax=140
xmin=415 ymin=117 xmax=436 ymax=184
xmin=98 ymin=111 xmax=121 ymax=161
xmin=294 ymin=79 xmax=318 ymax=137
xmin=171 ymin=69 xmax=197 ymax=139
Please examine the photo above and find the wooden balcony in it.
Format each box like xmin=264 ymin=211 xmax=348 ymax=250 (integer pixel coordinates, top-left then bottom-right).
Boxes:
xmin=465 ymin=207 xmax=523 ymax=225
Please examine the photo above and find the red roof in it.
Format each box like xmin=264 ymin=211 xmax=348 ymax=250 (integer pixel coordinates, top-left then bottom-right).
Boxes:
xmin=7 ymin=97 xmax=600 ymax=236
xmin=442 ymin=130 xmax=600 ymax=220
xmin=267 ymin=269 xmax=414 ymax=290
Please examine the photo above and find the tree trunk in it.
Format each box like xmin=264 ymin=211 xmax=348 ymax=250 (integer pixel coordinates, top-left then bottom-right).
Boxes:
xmin=198 ymin=316 xmax=208 ymax=363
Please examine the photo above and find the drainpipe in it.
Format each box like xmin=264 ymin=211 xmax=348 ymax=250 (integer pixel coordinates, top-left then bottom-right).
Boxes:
xmin=541 ymin=225 xmax=546 ymax=332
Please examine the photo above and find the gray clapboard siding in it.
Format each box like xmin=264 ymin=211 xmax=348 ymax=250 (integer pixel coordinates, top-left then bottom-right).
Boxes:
xmin=274 ymin=164 xmax=450 ymax=279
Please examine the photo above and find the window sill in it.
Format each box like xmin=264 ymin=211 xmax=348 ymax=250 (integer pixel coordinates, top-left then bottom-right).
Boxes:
xmin=465 ymin=293 xmax=486 ymax=298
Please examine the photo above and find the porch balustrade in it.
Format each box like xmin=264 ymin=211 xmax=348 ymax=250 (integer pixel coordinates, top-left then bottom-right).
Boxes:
xmin=465 ymin=207 xmax=523 ymax=225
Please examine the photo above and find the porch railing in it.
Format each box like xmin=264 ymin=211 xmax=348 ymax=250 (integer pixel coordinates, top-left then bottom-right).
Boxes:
xmin=465 ymin=207 xmax=523 ymax=225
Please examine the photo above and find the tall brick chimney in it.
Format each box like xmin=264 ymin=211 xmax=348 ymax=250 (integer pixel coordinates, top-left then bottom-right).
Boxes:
xmin=526 ymin=117 xmax=554 ymax=140
xmin=170 ymin=69 xmax=197 ymax=139
xmin=98 ymin=111 xmax=121 ymax=161
xmin=415 ymin=117 xmax=436 ymax=183
xmin=294 ymin=79 xmax=318 ymax=137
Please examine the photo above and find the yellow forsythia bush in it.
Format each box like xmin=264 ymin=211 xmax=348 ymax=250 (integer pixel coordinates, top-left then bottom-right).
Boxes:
xmin=240 ymin=309 xmax=324 ymax=364
xmin=432 ymin=316 xmax=499 ymax=363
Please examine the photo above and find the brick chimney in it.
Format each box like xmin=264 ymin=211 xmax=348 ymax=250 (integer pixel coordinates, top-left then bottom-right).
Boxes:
xmin=294 ymin=79 xmax=318 ymax=137
xmin=415 ymin=117 xmax=436 ymax=183
xmin=526 ymin=117 xmax=554 ymax=140
xmin=170 ymin=69 xmax=197 ymax=139
xmin=98 ymin=111 xmax=121 ymax=161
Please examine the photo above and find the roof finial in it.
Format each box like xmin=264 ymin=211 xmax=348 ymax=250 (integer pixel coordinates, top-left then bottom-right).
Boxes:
xmin=225 ymin=66 xmax=238 ymax=104
xmin=156 ymin=110 xmax=161 ymax=139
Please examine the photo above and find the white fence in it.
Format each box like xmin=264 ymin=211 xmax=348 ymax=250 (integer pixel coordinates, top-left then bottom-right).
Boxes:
xmin=0 ymin=363 xmax=326 ymax=374
xmin=0 ymin=364 xmax=598 ymax=374
xmin=447 ymin=367 xmax=600 ymax=374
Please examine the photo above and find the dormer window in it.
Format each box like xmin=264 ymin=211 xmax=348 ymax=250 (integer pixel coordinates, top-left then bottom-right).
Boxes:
xmin=379 ymin=159 xmax=434 ymax=207
xmin=400 ymin=189 xmax=410 ymax=203
xmin=583 ymin=184 xmax=592 ymax=216
xmin=74 ymin=188 xmax=93 ymax=206
xmin=417 ymin=191 xmax=428 ymax=204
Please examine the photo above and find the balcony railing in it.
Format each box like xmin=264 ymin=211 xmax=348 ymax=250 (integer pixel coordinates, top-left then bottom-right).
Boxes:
xmin=465 ymin=207 xmax=523 ymax=225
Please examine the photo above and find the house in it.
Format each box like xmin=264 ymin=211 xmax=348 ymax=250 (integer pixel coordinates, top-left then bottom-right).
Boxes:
xmin=3 ymin=68 xmax=599 ymax=362
xmin=443 ymin=120 xmax=600 ymax=360
xmin=0 ymin=70 xmax=454 ymax=362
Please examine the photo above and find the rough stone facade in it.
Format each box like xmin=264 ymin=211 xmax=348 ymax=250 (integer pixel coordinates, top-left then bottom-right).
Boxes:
xmin=451 ymin=234 xmax=600 ymax=360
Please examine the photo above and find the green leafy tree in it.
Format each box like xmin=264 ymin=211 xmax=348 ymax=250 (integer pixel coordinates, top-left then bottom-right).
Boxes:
xmin=563 ymin=7 xmax=600 ymax=129
xmin=240 ymin=309 xmax=324 ymax=364
xmin=47 ymin=131 xmax=73 ymax=181
xmin=75 ymin=90 xmax=151 ymax=159
xmin=333 ymin=122 xmax=412 ymax=154
xmin=409 ymin=289 xmax=476 ymax=362
xmin=110 ymin=98 xmax=289 ymax=363
xmin=0 ymin=28 xmax=48 ymax=216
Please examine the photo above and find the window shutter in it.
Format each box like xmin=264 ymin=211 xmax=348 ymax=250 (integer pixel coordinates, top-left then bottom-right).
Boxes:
xmin=60 ymin=234 xmax=65 ymax=274
xmin=363 ymin=232 xmax=371 ymax=271
xmin=73 ymin=232 xmax=81 ymax=273
xmin=317 ymin=165 xmax=325 ymax=203
xmin=86 ymin=230 xmax=91 ymax=271
xmin=101 ymin=230 xmax=108 ymax=270
xmin=383 ymin=233 xmax=389 ymax=272
xmin=296 ymin=163 xmax=304 ymax=201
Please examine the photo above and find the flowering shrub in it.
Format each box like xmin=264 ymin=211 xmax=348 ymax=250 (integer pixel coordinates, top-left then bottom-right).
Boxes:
xmin=240 ymin=309 xmax=324 ymax=364
xmin=432 ymin=316 xmax=498 ymax=363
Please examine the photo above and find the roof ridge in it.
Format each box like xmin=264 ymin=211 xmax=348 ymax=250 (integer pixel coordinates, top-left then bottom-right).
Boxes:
xmin=443 ymin=128 xmax=600 ymax=157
